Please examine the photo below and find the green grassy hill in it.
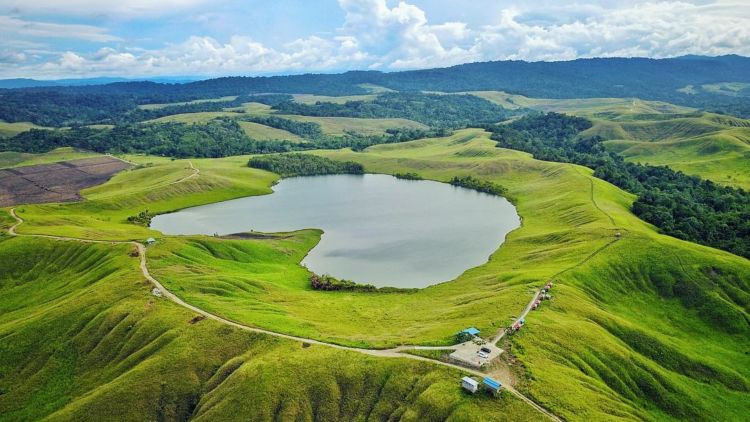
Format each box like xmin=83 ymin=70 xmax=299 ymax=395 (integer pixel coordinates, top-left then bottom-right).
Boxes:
xmin=282 ymin=115 xmax=427 ymax=136
xmin=0 ymin=147 xmax=98 ymax=168
xmin=236 ymin=121 xmax=306 ymax=142
xmin=470 ymin=90 xmax=750 ymax=189
xmin=0 ymin=236 xmax=539 ymax=421
xmin=4 ymin=130 xmax=748 ymax=420
xmin=0 ymin=121 xmax=46 ymax=138
xmin=583 ymin=114 xmax=750 ymax=189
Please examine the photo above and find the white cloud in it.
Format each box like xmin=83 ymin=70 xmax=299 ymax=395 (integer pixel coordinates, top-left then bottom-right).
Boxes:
xmin=2 ymin=0 xmax=750 ymax=78
xmin=471 ymin=1 xmax=750 ymax=61
xmin=0 ymin=0 xmax=212 ymax=17
xmin=0 ymin=16 xmax=120 ymax=42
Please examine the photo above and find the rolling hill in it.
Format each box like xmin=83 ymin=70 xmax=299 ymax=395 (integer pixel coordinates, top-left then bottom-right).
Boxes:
xmin=2 ymin=130 xmax=748 ymax=421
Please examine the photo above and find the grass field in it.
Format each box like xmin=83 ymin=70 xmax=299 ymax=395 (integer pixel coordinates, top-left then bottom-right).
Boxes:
xmin=0 ymin=147 xmax=99 ymax=168
xmin=678 ymin=82 xmax=750 ymax=96
xmin=469 ymin=91 xmax=694 ymax=116
xmin=2 ymin=129 xmax=748 ymax=420
xmin=237 ymin=121 xmax=305 ymax=142
xmin=293 ymin=94 xmax=377 ymax=104
xmin=283 ymin=115 xmax=427 ymax=135
xmin=583 ymin=114 xmax=750 ymax=189
xmin=0 ymin=236 xmax=539 ymax=421
xmin=137 ymin=96 xmax=238 ymax=110
xmin=146 ymin=111 xmax=245 ymax=124
xmin=0 ymin=121 xmax=47 ymax=138
xmin=469 ymin=91 xmax=749 ymax=189
xmin=224 ymin=102 xmax=275 ymax=114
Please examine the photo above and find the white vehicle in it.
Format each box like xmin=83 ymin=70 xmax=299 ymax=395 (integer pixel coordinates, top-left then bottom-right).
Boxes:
xmin=477 ymin=347 xmax=491 ymax=359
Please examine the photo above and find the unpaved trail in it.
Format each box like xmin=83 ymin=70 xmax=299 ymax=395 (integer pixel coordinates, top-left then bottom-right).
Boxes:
xmin=5 ymin=207 xmax=561 ymax=421
xmin=170 ymin=161 xmax=200 ymax=184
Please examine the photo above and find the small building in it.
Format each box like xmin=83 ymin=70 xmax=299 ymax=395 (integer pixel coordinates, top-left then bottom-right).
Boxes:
xmin=462 ymin=327 xmax=480 ymax=336
xmin=483 ymin=377 xmax=502 ymax=395
xmin=145 ymin=237 xmax=156 ymax=245
xmin=457 ymin=327 xmax=481 ymax=343
xmin=461 ymin=376 xmax=479 ymax=394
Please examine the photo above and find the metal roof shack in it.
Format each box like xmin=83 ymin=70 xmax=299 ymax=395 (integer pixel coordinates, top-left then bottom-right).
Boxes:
xmin=461 ymin=376 xmax=479 ymax=393
xmin=483 ymin=377 xmax=502 ymax=395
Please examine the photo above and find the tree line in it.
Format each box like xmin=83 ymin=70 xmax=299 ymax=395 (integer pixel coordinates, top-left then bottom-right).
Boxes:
xmin=272 ymin=92 xmax=513 ymax=128
xmin=248 ymin=153 xmax=364 ymax=177
xmin=449 ymin=175 xmax=509 ymax=197
xmin=3 ymin=116 xmax=450 ymax=157
xmin=486 ymin=112 xmax=750 ymax=258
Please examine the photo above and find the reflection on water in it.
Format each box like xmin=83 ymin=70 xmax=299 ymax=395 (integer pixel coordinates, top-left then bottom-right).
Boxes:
xmin=151 ymin=174 xmax=520 ymax=288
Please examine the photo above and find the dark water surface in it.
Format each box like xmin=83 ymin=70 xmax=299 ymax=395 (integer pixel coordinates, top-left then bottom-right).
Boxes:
xmin=151 ymin=174 xmax=520 ymax=288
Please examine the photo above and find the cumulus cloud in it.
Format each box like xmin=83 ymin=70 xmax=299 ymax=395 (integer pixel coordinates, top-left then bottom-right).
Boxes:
xmin=25 ymin=34 xmax=372 ymax=77
xmin=338 ymin=0 xmax=476 ymax=68
xmin=2 ymin=0 xmax=750 ymax=78
xmin=471 ymin=1 xmax=750 ymax=61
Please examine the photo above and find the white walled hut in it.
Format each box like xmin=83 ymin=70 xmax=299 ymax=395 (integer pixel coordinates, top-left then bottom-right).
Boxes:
xmin=461 ymin=376 xmax=479 ymax=394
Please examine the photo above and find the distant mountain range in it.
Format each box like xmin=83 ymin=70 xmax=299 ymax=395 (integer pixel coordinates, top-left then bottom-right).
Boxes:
xmin=2 ymin=55 xmax=749 ymax=126
xmin=0 ymin=76 xmax=201 ymax=89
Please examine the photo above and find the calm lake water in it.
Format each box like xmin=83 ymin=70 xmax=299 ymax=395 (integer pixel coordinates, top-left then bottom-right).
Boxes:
xmin=151 ymin=174 xmax=520 ymax=288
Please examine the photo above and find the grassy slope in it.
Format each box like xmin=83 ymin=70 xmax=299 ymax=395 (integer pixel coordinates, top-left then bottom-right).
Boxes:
xmin=292 ymin=94 xmax=377 ymax=104
xmin=0 ymin=121 xmax=46 ymax=138
xmin=146 ymin=111 xmax=245 ymax=124
xmin=145 ymin=100 xmax=426 ymax=136
xmin=237 ymin=121 xmax=305 ymax=142
xmin=5 ymin=130 xmax=749 ymax=420
xmin=472 ymin=90 xmax=750 ymax=189
xmin=11 ymin=155 xmax=278 ymax=240
xmin=0 ymin=236 xmax=538 ymax=421
xmin=321 ymin=131 xmax=750 ymax=421
xmin=282 ymin=115 xmax=427 ymax=136
xmin=0 ymin=147 xmax=99 ymax=168
xmin=138 ymin=96 xmax=238 ymax=110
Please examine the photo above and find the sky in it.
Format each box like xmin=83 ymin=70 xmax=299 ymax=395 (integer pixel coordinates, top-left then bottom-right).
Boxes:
xmin=0 ymin=0 xmax=749 ymax=79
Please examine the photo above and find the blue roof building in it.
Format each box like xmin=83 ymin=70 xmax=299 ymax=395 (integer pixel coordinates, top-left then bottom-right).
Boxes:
xmin=461 ymin=327 xmax=480 ymax=336
xmin=483 ymin=377 xmax=502 ymax=394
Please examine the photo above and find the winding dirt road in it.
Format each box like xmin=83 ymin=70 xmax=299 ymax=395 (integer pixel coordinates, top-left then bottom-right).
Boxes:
xmin=5 ymin=203 xmax=561 ymax=421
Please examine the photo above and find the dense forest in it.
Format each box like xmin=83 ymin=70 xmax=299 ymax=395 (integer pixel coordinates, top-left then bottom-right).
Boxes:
xmin=273 ymin=92 xmax=512 ymax=128
xmin=2 ymin=55 xmax=750 ymax=126
xmin=449 ymin=175 xmax=508 ymax=197
xmin=3 ymin=118 xmax=446 ymax=157
xmin=237 ymin=115 xmax=324 ymax=139
xmin=248 ymin=153 xmax=364 ymax=177
xmin=126 ymin=94 xmax=292 ymax=123
xmin=3 ymin=120 xmax=295 ymax=157
xmin=487 ymin=113 xmax=750 ymax=258
xmin=0 ymin=91 xmax=292 ymax=127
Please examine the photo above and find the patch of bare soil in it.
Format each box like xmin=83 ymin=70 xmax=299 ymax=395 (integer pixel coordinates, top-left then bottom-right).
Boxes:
xmin=0 ymin=156 xmax=130 ymax=206
xmin=188 ymin=315 xmax=206 ymax=325
xmin=486 ymin=338 xmax=530 ymax=389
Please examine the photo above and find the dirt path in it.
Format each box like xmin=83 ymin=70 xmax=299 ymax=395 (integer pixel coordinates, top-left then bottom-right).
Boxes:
xmin=170 ymin=161 xmax=200 ymax=185
xmin=5 ymin=207 xmax=561 ymax=421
